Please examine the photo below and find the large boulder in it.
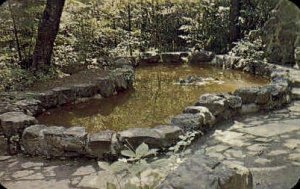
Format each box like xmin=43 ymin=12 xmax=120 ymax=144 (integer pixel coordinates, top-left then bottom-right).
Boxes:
xmin=189 ymin=50 xmax=215 ymax=64
xmin=263 ymin=0 xmax=300 ymax=65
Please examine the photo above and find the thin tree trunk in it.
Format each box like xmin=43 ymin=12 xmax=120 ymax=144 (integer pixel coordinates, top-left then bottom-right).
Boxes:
xmin=32 ymin=0 xmax=65 ymax=71
xmin=229 ymin=0 xmax=241 ymax=46
xmin=8 ymin=0 xmax=22 ymax=62
xmin=128 ymin=3 xmax=133 ymax=56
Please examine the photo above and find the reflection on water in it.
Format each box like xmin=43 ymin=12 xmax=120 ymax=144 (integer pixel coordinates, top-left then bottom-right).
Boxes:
xmin=37 ymin=64 xmax=268 ymax=132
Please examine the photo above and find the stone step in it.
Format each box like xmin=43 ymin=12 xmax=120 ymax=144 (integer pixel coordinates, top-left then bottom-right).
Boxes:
xmin=291 ymin=80 xmax=300 ymax=88
xmin=292 ymin=88 xmax=300 ymax=100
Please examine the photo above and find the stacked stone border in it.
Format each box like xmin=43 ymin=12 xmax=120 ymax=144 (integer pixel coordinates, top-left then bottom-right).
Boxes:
xmin=0 ymin=52 xmax=298 ymax=160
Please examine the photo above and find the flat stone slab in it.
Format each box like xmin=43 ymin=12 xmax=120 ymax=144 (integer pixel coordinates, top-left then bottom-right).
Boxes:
xmin=0 ymin=111 xmax=37 ymax=137
xmin=292 ymin=88 xmax=300 ymax=100
xmin=72 ymin=165 xmax=96 ymax=176
xmin=250 ymin=166 xmax=300 ymax=189
xmin=86 ymin=130 xmax=115 ymax=158
xmin=0 ymin=156 xmax=11 ymax=161
xmin=237 ymin=119 xmax=300 ymax=137
xmin=158 ymin=155 xmax=252 ymax=189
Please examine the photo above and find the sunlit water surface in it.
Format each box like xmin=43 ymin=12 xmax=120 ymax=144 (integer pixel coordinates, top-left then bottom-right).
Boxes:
xmin=37 ymin=64 xmax=268 ymax=132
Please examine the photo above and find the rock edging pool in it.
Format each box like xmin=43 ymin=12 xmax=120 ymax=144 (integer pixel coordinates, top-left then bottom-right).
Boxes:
xmin=0 ymin=54 xmax=297 ymax=160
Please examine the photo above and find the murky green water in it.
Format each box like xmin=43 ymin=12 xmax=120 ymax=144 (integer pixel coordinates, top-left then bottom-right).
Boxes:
xmin=37 ymin=64 xmax=268 ymax=132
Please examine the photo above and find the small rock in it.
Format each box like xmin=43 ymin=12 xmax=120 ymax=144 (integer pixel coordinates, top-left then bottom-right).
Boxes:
xmin=254 ymin=158 xmax=271 ymax=165
xmin=12 ymin=170 xmax=35 ymax=179
xmin=240 ymin=103 xmax=260 ymax=114
xmin=289 ymin=153 xmax=300 ymax=162
xmin=41 ymin=126 xmax=66 ymax=157
xmin=118 ymin=128 xmax=163 ymax=149
xmin=183 ymin=106 xmax=216 ymax=126
xmin=0 ymin=156 xmax=11 ymax=161
xmin=195 ymin=94 xmax=226 ymax=116
xmin=153 ymin=125 xmax=183 ymax=147
xmin=139 ymin=53 xmax=161 ymax=65
xmin=292 ymin=88 xmax=300 ymax=100
xmin=268 ymin=150 xmax=288 ymax=156
xmin=52 ymin=87 xmax=76 ymax=105
xmin=72 ymin=83 xmax=98 ymax=98
xmin=35 ymin=91 xmax=58 ymax=109
xmin=171 ymin=113 xmax=204 ymax=131
xmin=86 ymin=130 xmax=115 ymax=159
xmin=189 ymin=50 xmax=215 ymax=64
xmin=62 ymin=127 xmax=87 ymax=154
xmin=21 ymin=162 xmax=44 ymax=169
xmin=283 ymin=139 xmax=300 ymax=150
xmin=0 ymin=111 xmax=37 ymax=137
xmin=234 ymin=87 xmax=260 ymax=104
xmin=14 ymin=99 xmax=44 ymax=116
xmin=205 ymin=145 xmax=230 ymax=154
xmin=95 ymin=77 xmax=116 ymax=97
xmin=72 ymin=165 xmax=96 ymax=176
xmin=22 ymin=124 xmax=47 ymax=156
xmin=161 ymin=52 xmax=185 ymax=64
xmin=224 ymin=149 xmax=246 ymax=159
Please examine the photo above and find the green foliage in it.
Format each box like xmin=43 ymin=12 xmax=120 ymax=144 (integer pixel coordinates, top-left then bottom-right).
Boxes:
xmin=98 ymin=143 xmax=162 ymax=189
xmin=168 ymin=131 xmax=201 ymax=154
xmin=0 ymin=0 xmax=44 ymax=63
xmin=121 ymin=142 xmax=158 ymax=162
xmin=0 ymin=0 xmax=277 ymax=91
xmin=240 ymin=0 xmax=277 ymax=33
xmin=98 ymin=131 xmax=201 ymax=189
xmin=230 ymin=30 xmax=265 ymax=61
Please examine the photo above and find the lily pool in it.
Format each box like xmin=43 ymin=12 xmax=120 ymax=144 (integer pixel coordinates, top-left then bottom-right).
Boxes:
xmin=37 ymin=64 xmax=268 ymax=132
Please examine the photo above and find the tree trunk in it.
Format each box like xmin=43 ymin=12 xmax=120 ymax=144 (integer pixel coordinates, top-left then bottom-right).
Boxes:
xmin=8 ymin=0 xmax=22 ymax=62
xmin=127 ymin=3 xmax=133 ymax=56
xmin=229 ymin=0 xmax=241 ymax=46
xmin=32 ymin=0 xmax=65 ymax=71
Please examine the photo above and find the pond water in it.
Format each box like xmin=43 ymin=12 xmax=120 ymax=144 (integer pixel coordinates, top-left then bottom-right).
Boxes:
xmin=37 ymin=64 xmax=268 ymax=132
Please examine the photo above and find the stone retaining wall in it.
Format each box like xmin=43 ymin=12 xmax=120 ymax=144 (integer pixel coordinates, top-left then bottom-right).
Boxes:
xmin=0 ymin=55 xmax=297 ymax=160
